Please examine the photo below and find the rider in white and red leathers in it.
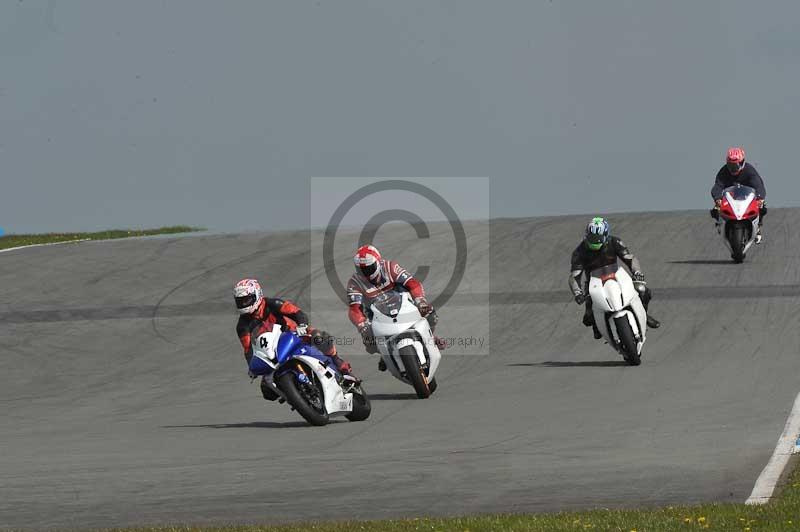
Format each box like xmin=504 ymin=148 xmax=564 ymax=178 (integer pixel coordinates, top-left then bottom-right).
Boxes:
xmin=346 ymin=245 xmax=445 ymax=370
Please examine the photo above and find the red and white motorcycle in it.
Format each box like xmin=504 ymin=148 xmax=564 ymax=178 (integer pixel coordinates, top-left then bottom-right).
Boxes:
xmin=713 ymin=184 xmax=761 ymax=263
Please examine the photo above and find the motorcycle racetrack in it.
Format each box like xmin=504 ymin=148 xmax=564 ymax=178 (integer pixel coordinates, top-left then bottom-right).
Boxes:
xmin=1 ymin=210 xmax=799 ymax=529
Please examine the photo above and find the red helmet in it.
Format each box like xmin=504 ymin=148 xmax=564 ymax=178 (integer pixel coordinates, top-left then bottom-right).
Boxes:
xmin=353 ymin=245 xmax=383 ymax=284
xmin=726 ymin=147 xmax=746 ymax=175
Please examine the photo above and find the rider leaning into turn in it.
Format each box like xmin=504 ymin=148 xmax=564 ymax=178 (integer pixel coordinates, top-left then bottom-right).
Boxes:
xmin=234 ymin=278 xmax=354 ymax=400
xmin=346 ymin=245 xmax=446 ymax=371
xmin=568 ymin=218 xmax=661 ymax=340
xmin=711 ymin=146 xmax=767 ymax=243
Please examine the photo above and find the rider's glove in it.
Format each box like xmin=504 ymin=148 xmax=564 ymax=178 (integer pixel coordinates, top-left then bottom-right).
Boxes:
xmin=414 ymin=297 xmax=433 ymax=317
xmin=296 ymin=324 xmax=309 ymax=337
xmin=574 ymin=292 xmax=586 ymax=305
xmin=357 ymin=321 xmax=378 ymax=354
xmin=714 ymin=198 xmax=722 ymax=208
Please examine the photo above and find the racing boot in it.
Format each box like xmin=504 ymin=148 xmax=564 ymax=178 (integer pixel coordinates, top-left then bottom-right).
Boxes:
xmin=646 ymin=315 xmax=661 ymax=329
xmin=755 ymin=225 xmax=763 ymax=244
xmin=583 ymin=308 xmax=603 ymax=340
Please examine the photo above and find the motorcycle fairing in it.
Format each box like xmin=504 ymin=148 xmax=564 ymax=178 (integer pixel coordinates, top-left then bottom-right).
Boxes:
xmin=370 ymin=291 xmax=441 ymax=384
xmin=588 ymin=264 xmax=647 ymax=353
xmin=249 ymin=327 xmax=353 ymax=415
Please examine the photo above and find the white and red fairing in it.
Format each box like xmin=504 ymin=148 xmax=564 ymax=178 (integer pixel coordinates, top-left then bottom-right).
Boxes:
xmin=716 ymin=185 xmax=760 ymax=257
xmin=719 ymin=186 xmax=760 ymax=221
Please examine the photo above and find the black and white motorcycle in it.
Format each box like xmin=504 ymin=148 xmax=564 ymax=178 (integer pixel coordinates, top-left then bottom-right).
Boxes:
xmin=587 ymin=263 xmax=648 ymax=366
xmin=369 ymin=290 xmax=442 ymax=398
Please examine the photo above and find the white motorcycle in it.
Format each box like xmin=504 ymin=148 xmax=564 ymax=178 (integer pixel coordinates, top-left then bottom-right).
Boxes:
xmin=588 ymin=263 xmax=648 ymax=366
xmin=713 ymin=184 xmax=761 ymax=263
xmin=369 ymin=291 xmax=442 ymax=398
xmin=248 ymin=325 xmax=371 ymax=426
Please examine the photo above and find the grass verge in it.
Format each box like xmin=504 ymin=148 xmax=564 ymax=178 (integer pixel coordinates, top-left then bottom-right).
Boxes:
xmin=0 ymin=226 xmax=203 ymax=251
xmin=99 ymin=464 xmax=800 ymax=532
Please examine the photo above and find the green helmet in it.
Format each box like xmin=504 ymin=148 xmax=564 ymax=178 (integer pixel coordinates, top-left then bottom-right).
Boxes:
xmin=585 ymin=217 xmax=610 ymax=251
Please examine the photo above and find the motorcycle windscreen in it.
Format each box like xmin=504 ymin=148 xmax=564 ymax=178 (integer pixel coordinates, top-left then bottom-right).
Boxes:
xmin=371 ymin=291 xmax=404 ymax=317
xmin=590 ymin=263 xmax=619 ymax=283
xmin=372 ymin=291 xmax=420 ymax=325
xmin=724 ymin=185 xmax=756 ymax=201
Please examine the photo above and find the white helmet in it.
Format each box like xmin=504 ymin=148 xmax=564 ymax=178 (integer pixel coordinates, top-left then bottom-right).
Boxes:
xmin=233 ymin=278 xmax=263 ymax=315
xmin=353 ymin=245 xmax=383 ymax=284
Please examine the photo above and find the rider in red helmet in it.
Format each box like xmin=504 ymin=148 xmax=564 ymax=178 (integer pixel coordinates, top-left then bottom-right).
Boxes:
xmin=712 ymin=147 xmax=767 ymax=243
xmin=347 ymin=245 xmax=446 ymax=371
xmin=234 ymin=278 xmax=354 ymax=400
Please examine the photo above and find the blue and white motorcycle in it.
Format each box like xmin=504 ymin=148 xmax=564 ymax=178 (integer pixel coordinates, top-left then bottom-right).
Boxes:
xmin=248 ymin=325 xmax=371 ymax=426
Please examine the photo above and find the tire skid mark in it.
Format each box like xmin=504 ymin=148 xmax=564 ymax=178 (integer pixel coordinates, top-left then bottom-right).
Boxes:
xmin=4 ymin=283 xmax=797 ymax=326
xmin=148 ymin=237 xmax=305 ymax=343
xmin=87 ymin=238 xmax=178 ymax=286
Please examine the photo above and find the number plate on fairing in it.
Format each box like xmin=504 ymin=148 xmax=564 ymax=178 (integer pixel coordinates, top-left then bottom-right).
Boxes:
xmin=337 ymin=394 xmax=353 ymax=412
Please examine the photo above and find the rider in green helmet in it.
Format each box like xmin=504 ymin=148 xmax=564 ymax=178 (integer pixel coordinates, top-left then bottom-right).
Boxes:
xmin=568 ymin=217 xmax=660 ymax=339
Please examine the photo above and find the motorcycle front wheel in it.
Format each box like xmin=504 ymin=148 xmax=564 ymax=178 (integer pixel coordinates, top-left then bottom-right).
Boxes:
xmin=614 ymin=316 xmax=641 ymax=366
xmin=399 ymin=345 xmax=432 ymax=399
xmin=277 ymin=371 xmax=329 ymax=426
xmin=727 ymin=223 xmax=747 ymax=263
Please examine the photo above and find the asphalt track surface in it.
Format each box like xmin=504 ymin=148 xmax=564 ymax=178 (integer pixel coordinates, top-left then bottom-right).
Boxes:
xmin=2 ymin=210 xmax=800 ymax=529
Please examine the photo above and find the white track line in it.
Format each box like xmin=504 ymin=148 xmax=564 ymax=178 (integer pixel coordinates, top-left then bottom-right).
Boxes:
xmin=746 ymin=391 xmax=800 ymax=504
xmin=0 ymin=239 xmax=90 ymax=254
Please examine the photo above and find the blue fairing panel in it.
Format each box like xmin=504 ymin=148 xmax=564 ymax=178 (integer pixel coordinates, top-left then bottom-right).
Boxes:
xmin=275 ymin=332 xmax=337 ymax=375
xmin=276 ymin=332 xmax=303 ymax=364
xmin=248 ymin=355 xmax=273 ymax=376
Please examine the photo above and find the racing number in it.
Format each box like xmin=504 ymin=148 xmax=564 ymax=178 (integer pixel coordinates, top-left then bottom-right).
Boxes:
xmin=260 ymin=336 xmax=269 ymax=349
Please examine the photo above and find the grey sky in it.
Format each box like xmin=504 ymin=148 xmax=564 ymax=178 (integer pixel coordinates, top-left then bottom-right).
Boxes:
xmin=2 ymin=1 xmax=798 ymax=233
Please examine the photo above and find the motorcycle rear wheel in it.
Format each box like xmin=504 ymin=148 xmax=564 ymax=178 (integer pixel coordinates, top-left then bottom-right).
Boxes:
xmin=399 ymin=346 xmax=432 ymax=399
xmin=345 ymin=384 xmax=372 ymax=422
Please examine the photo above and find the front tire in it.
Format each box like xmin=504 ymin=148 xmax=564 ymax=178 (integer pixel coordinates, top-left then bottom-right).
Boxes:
xmin=728 ymin=223 xmax=747 ymax=263
xmin=614 ymin=316 xmax=641 ymax=366
xmin=277 ymin=371 xmax=329 ymax=426
xmin=399 ymin=345 xmax=431 ymax=399
xmin=345 ymin=385 xmax=372 ymax=422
